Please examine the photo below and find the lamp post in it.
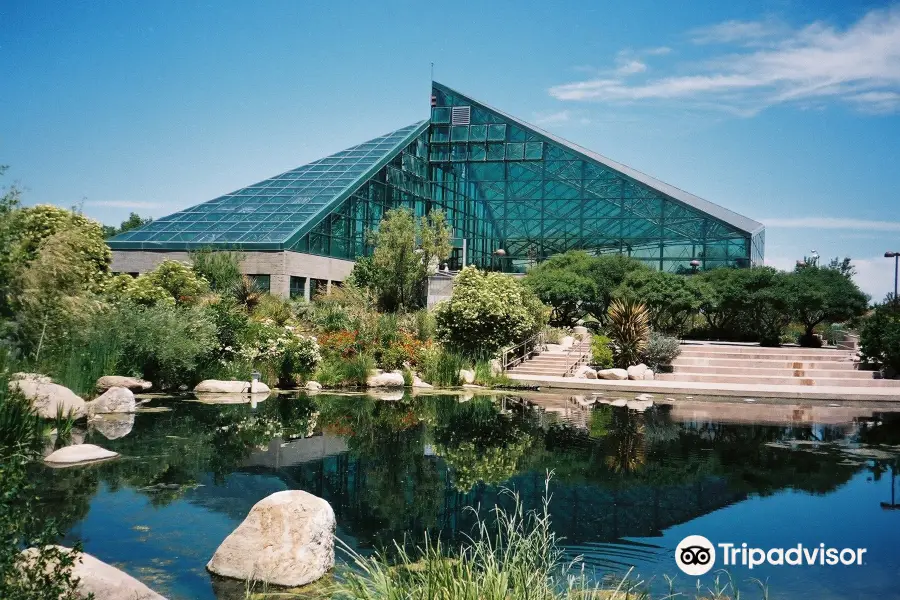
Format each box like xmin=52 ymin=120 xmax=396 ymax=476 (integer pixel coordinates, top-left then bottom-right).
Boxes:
xmin=690 ymin=259 xmax=700 ymax=274
xmin=886 ymin=251 xmax=900 ymax=304
xmin=810 ymin=250 xmax=819 ymax=267
xmin=492 ymin=248 xmax=507 ymax=272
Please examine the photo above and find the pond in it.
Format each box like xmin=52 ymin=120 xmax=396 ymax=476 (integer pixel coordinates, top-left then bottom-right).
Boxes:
xmin=30 ymin=391 xmax=900 ymax=599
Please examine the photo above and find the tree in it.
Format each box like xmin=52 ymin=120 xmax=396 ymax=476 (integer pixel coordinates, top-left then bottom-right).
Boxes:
xmin=102 ymin=212 xmax=152 ymax=238
xmin=860 ymin=303 xmax=900 ymax=374
xmin=367 ymin=207 xmax=452 ymax=311
xmin=826 ymin=256 xmax=856 ymax=279
xmin=522 ymin=251 xmax=646 ymax=326
xmin=434 ymin=266 xmax=548 ymax=356
xmin=616 ymin=270 xmax=702 ymax=336
xmin=789 ymin=266 xmax=869 ymax=346
xmin=190 ymin=248 xmax=243 ymax=292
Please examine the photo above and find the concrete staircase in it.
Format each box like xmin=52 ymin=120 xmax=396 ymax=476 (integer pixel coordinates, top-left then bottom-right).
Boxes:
xmin=507 ymin=340 xmax=592 ymax=377
xmin=659 ymin=343 xmax=900 ymax=388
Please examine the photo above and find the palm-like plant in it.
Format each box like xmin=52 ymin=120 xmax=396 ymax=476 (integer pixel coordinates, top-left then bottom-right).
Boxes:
xmin=232 ymin=275 xmax=262 ymax=312
xmin=607 ymin=298 xmax=651 ymax=368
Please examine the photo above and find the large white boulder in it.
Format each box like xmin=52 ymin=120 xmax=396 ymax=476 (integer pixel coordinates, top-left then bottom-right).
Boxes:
xmin=10 ymin=380 xmax=85 ymax=419
xmin=91 ymin=414 xmax=135 ymax=440
xmin=412 ymin=376 xmax=433 ymax=389
xmin=305 ymin=380 xmax=323 ymax=392
xmin=366 ymin=370 xmax=405 ymax=388
xmin=87 ymin=387 xmax=135 ymax=414
xmin=22 ymin=546 xmax=167 ymax=600
xmin=627 ymin=364 xmax=649 ymax=380
xmin=207 ymin=490 xmax=335 ymax=587
xmin=193 ymin=380 xmax=270 ymax=394
xmin=489 ymin=359 xmax=503 ymax=377
xmin=597 ymin=368 xmax=628 ymax=380
xmin=96 ymin=375 xmax=152 ymax=393
xmin=459 ymin=369 xmax=475 ymax=385
xmin=560 ymin=335 xmax=575 ymax=348
xmin=11 ymin=372 xmax=52 ymax=384
xmin=44 ymin=444 xmax=119 ymax=467
xmin=643 ymin=369 xmax=655 ymax=381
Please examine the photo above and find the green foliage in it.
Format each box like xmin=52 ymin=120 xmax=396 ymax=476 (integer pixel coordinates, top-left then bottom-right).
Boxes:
xmin=366 ymin=207 xmax=452 ymax=311
xmin=190 ymin=248 xmax=243 ymax=292
xmin=590 ymin=334 xmax=614 ymax=369
xmin=860 ymin=304 xmax=900 ymax=374
xmin=617 ymin=269 xmax=702 ymax=336
xmin=434 ymin=267 xmax=549 ymax=357
xmin=790 ymin=265 xmax=869 ymax=346
xmin=314 ymin=353 xmax=374 ymax=388
xmin=252 ymin=294 xmax=294 ymax=326
xmin=523 ymin=251 xmax=646 ymax=326
xmin=607 ymin=298 xmax=650 ymax=368
xmin=102 ymin=212 xmax=152 ymax=238
xmin=641 ymin=332 xmax=681 ymax=370
xmin=237 ymin=319 xmax=321 ymax=386
xmin=124 ymin=259 xmax=209 ymax=306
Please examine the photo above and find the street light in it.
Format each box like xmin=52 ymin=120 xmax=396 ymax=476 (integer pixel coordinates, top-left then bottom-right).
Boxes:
xmin=886 ymin=251 xmax=899 ymax=304
xmin=810 ymin=250 xmax=819 ymax=267
xmin=690 ymin=259 xmax=700 ymax=274
xmin=492 ymin=248 xmax=507 ymax=271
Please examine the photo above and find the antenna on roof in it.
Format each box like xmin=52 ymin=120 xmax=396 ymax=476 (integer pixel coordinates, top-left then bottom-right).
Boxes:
xmin=430 ymin=62 xmax=434 ymax=82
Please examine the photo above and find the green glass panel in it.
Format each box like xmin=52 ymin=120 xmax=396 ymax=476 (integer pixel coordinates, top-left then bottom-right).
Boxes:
xmin=469 ymin=124 xmax=487 ymax=141
xmin=470 ymin=143 xmax=487 ymax=161
xmin=487 ymin=143 xmax=505 ymax=160
xmin=431 ymin=107 xmax=450 ymax=124
xmin=450 ymin=125 xmax=469 ymax=142
xmin=506 ymin=143 xmax=525 ymax=160
xmin=451 ymin=144 xmax=467 ymax=161
xmin=487 ymin=124 xmax=507 ymax=141
xmin=525 ymin=142 xmax=543 ymax=160
xmin=430 ymin=145 xmax=449 ymax=161
xmin=430 ymin=126 xmax=450 ymax=143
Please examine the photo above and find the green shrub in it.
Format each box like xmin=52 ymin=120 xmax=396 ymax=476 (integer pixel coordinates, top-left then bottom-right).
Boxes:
xmin=607 ymin=299 xmax=650 ymax=368
xmin=860 ymin=304 xmax=900 ymax=374
xmin=252 ymin=294 xmax=294 ymax=326
xmin=125 ymin=259 xmax=209 ymax=306
xmin=314 ymin=353 xmax=374 ymax=387
xmin=190 ymin=248 xmax=243 ymax=292
xmin=345 ymin=354 xmax=376 ymax=386
xmin=590 ymin=335 xmax=614 ymax=369
xmin=543 ymin=326 xmax=568 ymax=345
xmin=434 ymin=267 xmax=548 ymax=357
xmin=641 ymin=332 xmax=681 ymax=370
xmin=237 ymin=319 xmax=321 ymax=387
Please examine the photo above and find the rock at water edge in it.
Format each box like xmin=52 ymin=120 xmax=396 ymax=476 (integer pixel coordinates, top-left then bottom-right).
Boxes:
xmin=597 ymin=368 xmax=628 ymax=381
xmin=459 ymin=369 xmax=475 ymax=385
xmin=207 ymin=490 xmax=335 ymax=587
xmin=627 ymin=364 xmax=649 ymax=380
xmin=21 ymin=545 xmax=167 ymax=600
xmin=87 ymin=387 xmax=136 ymax=414
xmin=10 ymin=380 xmax=85 ymax=419
xmin=366 ymin=371 xmax=405 ymax=388
xmin=44 ymin=444 xmax=119 ymax=467
xmin=96 ymin=375 xmax=152 ymax=393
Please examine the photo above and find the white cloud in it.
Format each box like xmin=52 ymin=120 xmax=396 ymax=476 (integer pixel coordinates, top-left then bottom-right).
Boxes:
xmin=616 ymin=59 xmax=647 ymax=75
xmin=532 ymin=110 xmax=572 ymax=125
xmin=549 ymin=7 xmax=900 ymax=115
xmin=85 ymin=200 xmax=160 ymax=209
xmin=761 ymin=217 xmax=900 ymax=232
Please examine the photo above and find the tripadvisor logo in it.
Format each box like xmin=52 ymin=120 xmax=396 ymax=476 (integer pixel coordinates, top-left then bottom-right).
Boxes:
xmin=675 ymin=535 xmax=868 ymax=575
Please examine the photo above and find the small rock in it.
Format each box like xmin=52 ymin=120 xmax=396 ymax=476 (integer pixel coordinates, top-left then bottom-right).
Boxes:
xmin=642 ymin=370 xmax=655 ymax=381
xmin=574 ymin=366 xmax=597 ymax=379
xmin=597 ymin=368 xmax=628 ymax=380
xmin=573 ymin=326 xmax=589 ymax=336
xmin=207 ymin=490 xmax=335 ymax=587
xmin=459 ymin=369 xmax=475 ymax=385
xmin=87 ymin=387 xmax=135 ymax=414
xmin=366 ymin=371 xmax=405 ymax=388
xmin=193 ymin=380 xmax=270 ymax=394
xmin=627 ymin=364 xmax=649 ymax=380
xmin=91 ymin=413 xmax=135 ymax=440
xmin=10 ymin=380 xmax=85 ymax=419
xmin=635 ymin=393 xmax=654 ymax=401
xmin=305 ymin=381 xmax=323 ymax=392
xmin=44 ymin=444 xmax=119 ymax=467
xmin=21 ymin=546 xmax=167 ymax=600
xmin=627 ymin=399 xmax=654 ymax=412
xmin=96 ymin=375 xmax=152 ymax=393
xmin=412 ymin=376 xmax=433 ymax=389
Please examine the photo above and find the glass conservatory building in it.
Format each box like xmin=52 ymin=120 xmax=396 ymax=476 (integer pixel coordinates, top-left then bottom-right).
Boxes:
xmin=109 ymin=82 xmax=764 ymax=297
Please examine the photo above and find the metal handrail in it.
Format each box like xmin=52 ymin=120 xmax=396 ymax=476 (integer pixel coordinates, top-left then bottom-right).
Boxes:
xmin=562 ymin=335 xmax=591 ymax=377
xmin=501 ymin=331 xmax=546 ymax=372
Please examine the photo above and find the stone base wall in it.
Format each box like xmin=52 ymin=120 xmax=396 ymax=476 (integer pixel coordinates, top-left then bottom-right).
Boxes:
xmin=110 ymin=250 xmax=355 ymax=299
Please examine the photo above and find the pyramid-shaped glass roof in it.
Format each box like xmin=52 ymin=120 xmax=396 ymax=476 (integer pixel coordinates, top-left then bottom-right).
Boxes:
xmin=109 ymin=121 xmax=428 ymax=250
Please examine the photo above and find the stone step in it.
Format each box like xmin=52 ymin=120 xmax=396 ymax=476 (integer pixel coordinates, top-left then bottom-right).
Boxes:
xmin=677 ymin=350 xmax=852 ymax=362
xmin=672 ymin=357 xmax=857 ymax=370
xmin=671 ymin=365 xmax=875 ymax=378
xmin=658 ymin=372 xmax=900 ymax=387
xmin=679 ymin=345 xmax=849 ymax=356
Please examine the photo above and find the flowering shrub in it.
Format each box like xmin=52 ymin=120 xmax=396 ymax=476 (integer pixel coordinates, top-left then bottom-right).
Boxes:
xmin=318 ymin=330 xmax=366 ymax=358
xmin=238 ymin=319 xmax=321 ymax=386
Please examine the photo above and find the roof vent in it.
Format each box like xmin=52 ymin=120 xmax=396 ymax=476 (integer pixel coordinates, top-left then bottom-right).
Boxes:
xmin=451 ymin=106 xmax=471 ymax=125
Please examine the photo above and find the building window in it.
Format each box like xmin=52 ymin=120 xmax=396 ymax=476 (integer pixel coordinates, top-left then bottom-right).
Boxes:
xmin=290 ymin=276 xmax=306 ymax=299
xmin=248 ymin=274 xmax=270 ymax=293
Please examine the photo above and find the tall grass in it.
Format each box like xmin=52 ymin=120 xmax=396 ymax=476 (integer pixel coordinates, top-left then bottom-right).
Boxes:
xmin=421 ymin=349 xmax=468 ymax=387
xmin=41 ymin=322 xmax=122 ymax=397
xmin=0 ymin=349 xmax=48 ymax=456
xmin=314 ymin=354 xmax=375 ymax=388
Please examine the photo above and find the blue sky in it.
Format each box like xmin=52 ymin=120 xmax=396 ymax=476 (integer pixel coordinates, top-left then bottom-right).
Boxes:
xmin=2 ymin=0 xmax=899 ymax=299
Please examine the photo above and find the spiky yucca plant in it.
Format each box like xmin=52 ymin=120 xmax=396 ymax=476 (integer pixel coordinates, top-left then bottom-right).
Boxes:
xmin=607 ymin=298 xmax=651 ymax=368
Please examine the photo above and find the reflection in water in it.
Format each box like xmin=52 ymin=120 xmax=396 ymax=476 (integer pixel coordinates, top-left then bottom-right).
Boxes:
xmin=27 ymin=392 xmax=900 ymax=600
